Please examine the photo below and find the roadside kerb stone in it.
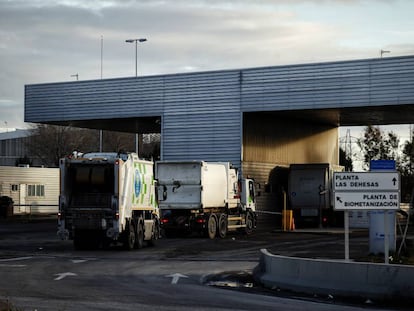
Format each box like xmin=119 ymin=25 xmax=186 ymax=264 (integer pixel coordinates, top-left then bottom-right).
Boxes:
xmin=255 ymin=248 xmax=414 ymax=301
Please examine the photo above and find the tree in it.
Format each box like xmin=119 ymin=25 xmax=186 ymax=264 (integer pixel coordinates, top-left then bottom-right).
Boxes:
xmin=357 ymin=125 xmax=414 ymax=202
xmin=100 ymin=131 xmax=135 ymax=153
xmin=339 ymin=147 xmax=353 ymax=171
xmin=401 ymin=129 xmax=414 ymax=175
xmin=27 ymin=124 xmax=99 ymax=167
xmin=357 ymin=125 xmax=400 ymax=170
xmin=400 ymin=128 xmax=414 ymax=202
xmin=26 ymin=124 xmax=161 ymax=167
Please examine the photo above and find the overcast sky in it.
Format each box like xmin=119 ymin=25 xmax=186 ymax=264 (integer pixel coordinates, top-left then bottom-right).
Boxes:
xmin=1 ymin=0 xmax=414 ymax=140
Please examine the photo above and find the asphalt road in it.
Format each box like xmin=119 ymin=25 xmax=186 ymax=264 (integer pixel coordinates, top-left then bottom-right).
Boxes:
xmin=0 ymin=218 xmax=402 ymax=311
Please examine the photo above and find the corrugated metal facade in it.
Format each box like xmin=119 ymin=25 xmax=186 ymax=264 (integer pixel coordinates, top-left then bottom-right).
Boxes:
xmin=25 ymin=56 xmax=414 ymax=169
xmin=240 ymin=56 xmax=414 ymax=111
xmin=25 ymin=77 xmax=165 ymax=121
xmin=161 ymin=71 xmax=241 ymax=165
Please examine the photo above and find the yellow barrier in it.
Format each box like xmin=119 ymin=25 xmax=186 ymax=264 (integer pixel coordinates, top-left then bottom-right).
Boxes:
xmin=282 ymin=210 xmax=295 ymax=231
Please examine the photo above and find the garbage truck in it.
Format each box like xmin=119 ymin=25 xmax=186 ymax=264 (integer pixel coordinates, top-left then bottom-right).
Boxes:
xmin=155 ymin=161 xmax=257 ymax=239
xmin=288 ymin=163 xmax=344 ymax=227
xmin=58 ymin=152 xmax=159 ymax=249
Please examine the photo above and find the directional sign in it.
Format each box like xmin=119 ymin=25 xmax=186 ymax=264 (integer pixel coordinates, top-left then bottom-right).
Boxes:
xmin=370 ymin=160 xmax=396 ymax=171
xmin=334 ymin=191 xmax=399 ymax=211
xmin=333 ymin=171 xmax=400 ymax=211
xmin=333 ymin=172 xmax=399 ymax=191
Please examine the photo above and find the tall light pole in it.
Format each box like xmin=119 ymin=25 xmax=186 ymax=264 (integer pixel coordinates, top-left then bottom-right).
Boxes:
xmin=125 ymin=38 xmax=147 ymax=77
xmin=125 ymin=38 xmax=147 ymax=155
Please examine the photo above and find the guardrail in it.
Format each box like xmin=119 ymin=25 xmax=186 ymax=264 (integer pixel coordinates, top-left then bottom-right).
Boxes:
xmin=255 ymin=249 xmax=414 ymax=301
xmin=13 ymin=204 xmax=58 ymax=216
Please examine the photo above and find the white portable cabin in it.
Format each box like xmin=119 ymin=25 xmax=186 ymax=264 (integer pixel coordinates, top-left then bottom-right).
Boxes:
xmin=0 ymin=166 xmax=59 ymax=215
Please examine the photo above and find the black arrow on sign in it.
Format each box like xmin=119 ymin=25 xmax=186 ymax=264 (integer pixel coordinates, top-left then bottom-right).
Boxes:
xmin=336 ymin=196 xmax=343 ymax=203
xmin=392 ymin=177 xmax=397 ymax=186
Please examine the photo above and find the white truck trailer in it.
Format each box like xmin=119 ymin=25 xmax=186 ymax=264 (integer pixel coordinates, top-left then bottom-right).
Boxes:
xmin=288 ymin=163 xmax=344 ymax=227
xmin=155 ymin=161 xmax=257 ymax=239
xmin=58 ymin=152 xmax=159 ymax=250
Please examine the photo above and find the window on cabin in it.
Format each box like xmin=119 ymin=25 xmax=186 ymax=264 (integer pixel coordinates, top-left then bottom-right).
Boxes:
xmin=27 ymin=184 xmax=45 ymax=197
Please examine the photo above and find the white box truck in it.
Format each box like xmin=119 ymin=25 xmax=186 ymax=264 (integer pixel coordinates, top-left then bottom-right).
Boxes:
xmin=58 ymin=152 xmax=159 ymax=250
xmin=155 ymin=161 xmax=257 ymax=239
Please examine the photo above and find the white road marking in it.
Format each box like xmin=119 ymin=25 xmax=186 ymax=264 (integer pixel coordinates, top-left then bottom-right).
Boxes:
xmin=54 ymin=272 xmax=77 ymax=281
xmin=0 ymin=264 xmax=26 ymax=267
xmin=71 ymin=258 xmax=97 ymax=263
xmin=0 ymin=256 xmax=33 ymax=262
xmin=165 ymin=273 xmax=188 ymax=284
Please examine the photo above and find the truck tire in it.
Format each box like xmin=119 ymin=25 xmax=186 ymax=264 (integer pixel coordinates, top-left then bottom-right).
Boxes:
xmin=135 ymin=217 xmax=144 ymax=249
xmin=206 ymin=213 xmax=217 ymax=239
xmin=124 ymin=223 xmax=136 ymax=250
xmin=218 ymin=213 xmax=228 ymax=239
xmin=148 ymin=220 xmax=159 ymax=247
xmin=245 ymin=211 xmax=254 ymax=235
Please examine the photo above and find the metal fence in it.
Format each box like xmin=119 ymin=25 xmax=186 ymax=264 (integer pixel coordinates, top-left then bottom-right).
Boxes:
xmin=12 ymin=204 xmax=58 ymax=216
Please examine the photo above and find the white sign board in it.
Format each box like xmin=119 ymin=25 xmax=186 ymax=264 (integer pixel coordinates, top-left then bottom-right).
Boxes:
xmin=333 ymin=171 xmax=400 ymax=211
xmin=333 ymin=172 xmax=399 ymax=191
xmin=334 ymin=191 xmax=399 ymax=211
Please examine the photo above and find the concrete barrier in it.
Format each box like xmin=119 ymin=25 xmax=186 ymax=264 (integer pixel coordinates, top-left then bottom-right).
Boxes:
xmin=255 ymin=249 xmax=414 ymax=301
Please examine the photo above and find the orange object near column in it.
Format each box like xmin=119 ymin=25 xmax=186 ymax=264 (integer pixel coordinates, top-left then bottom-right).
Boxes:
xmin=282 ymin=210 xmax=294 ymax=231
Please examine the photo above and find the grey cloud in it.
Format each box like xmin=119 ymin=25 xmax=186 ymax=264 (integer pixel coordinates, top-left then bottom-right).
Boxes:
xmin=0 ymin=0 xmax=411 ymax=128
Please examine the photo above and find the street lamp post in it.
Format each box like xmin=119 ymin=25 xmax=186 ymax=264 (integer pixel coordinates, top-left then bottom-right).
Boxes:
xmin=125 ymin=38 xmax=147 ymax=77
xmin=125 ymin=38 xmax=147 ymax=155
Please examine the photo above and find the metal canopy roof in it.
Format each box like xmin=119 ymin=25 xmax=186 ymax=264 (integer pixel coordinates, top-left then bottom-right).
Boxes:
xmin=25 ymin=55 xmax=414 ymax=133
xmin=262 ymin=104 xmax=414 ymax=127
xmin=46 ymin=116 xmax=161 ymax=134
xmin=45 ymin=103 xmax=413 ymax=133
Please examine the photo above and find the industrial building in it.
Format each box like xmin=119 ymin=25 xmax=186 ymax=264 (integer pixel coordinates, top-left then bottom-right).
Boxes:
xmin=24 ymin=55 xmax=414 ymax=216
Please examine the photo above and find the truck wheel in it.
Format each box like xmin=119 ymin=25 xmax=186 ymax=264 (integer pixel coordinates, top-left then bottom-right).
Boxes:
xmin=245 ymin=211 xmax=254 ymax=235
xmin=148 ymin=221 xmax=159 ymax=247
xmin=135 ymin=218 xmax=144 ymax=249
xmin=206 ymin=214 xmax=217 ymax=239
xmin=124 ymin=223 xmax=136 ymax=250
xmin=218 ymin=214 xmax=228 ymax=239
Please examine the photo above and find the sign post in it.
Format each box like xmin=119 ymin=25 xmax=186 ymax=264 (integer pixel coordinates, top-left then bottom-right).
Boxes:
xmin=344 ymin=210 xmax=349 ymax=261
xmin=370 ymin=160 xmax=396 ymax=265
xmin=384 ymin=211 xmax=389 ymax=264
xmin=333 ymin=172 xmax=400 ymax=263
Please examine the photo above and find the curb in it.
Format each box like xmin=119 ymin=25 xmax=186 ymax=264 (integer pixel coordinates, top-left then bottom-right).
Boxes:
xmin=254 ymin=248 xmax=414 ymax=302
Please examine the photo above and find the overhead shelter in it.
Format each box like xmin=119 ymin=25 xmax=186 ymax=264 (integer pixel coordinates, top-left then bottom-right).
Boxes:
xmin=25 ymin=55 xmax=414 ymax=214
